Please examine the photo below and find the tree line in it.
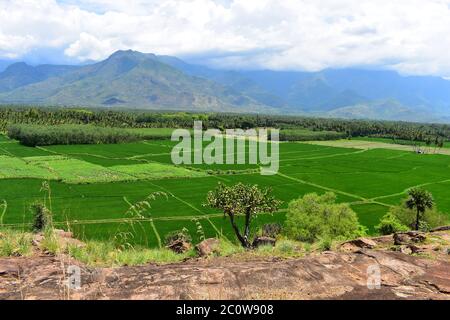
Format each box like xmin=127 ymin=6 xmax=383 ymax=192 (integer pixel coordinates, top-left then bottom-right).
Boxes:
xmin=7 ymin=124 xmax=157 ymax=146
xmin=1 ymin=106 xmax=450 ymax=143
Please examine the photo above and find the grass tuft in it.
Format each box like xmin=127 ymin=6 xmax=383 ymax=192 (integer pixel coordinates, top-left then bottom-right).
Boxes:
xmin=0 ymin=228 xmax=33 ymax=257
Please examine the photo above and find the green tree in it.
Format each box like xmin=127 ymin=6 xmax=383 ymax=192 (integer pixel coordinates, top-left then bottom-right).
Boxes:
xmin=285 ymin=192 xmax=365 ymax=243
xmin=375 ymin=212 xmax=409 ymax=235
xmin=204 ymin=183 xmax=281 ymax=248
xmin=405 ymin=188 xmax=434 ymax=231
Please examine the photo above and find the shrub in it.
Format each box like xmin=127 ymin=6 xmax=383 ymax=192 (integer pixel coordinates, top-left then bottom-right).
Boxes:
xmin=274 ymin=239 xmax=297 ymax=255
xmin=31 ymin=202 xmax=52 ymax=232
xmin=40 ymin=228 xmax=61 ymax=255
xmin=418 ymin=221 xmax=431 ymax=232
xmin=317 ymin=235 xmax=334 ymax=251
xmin=375 ymin=212 xmax=409 ymax=235
xmin=285 ymin=192 xmax=365 ymax=243
xmin=217 ymin=238 xmax=245 ymax=256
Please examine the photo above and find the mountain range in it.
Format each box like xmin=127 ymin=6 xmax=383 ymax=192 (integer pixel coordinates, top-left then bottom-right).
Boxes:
xmin=1 ymin=50 xmax=450 ymax=122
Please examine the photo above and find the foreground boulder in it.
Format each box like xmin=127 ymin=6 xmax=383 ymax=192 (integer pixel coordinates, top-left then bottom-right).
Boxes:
xmin=1 ymin=243 xmax=449 ymax=300
xmin=1 ymin=230 xmax=448 ymax=300
xmin=196 ymin=238 xmax=220 ymax=257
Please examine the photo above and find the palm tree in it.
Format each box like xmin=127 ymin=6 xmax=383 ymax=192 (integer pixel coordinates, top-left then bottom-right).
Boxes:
xmin=405 ymin=188 xmax=434 ymax=230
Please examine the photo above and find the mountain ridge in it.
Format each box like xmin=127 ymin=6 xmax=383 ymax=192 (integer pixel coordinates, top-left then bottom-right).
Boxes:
xmin=1 ymin=50 xmax=450 ymax=122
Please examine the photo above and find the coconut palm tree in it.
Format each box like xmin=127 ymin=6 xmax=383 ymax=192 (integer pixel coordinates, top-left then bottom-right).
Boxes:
xmin=405 ymin=188 xmax=434 ymax=231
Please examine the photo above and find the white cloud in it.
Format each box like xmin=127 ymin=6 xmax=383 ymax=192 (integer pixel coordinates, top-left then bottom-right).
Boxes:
xmin=1 ymin=0 xmax=450 ymax=77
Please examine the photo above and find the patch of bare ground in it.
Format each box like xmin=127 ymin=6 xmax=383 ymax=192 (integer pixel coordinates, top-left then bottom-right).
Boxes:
xmin=0 ymin=230 xmax=449 ymax=300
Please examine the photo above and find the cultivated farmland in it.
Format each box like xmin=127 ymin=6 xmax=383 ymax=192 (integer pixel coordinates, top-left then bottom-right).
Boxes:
xmin=1 ymin=133 xmax=450 ymax=247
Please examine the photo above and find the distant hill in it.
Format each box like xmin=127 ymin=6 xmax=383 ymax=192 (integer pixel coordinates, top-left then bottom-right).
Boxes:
xmin=1 ymin=50 xmax=450 ymax=122
xmin=158 ymin=56 xmax=450 ymax=122
xmin=0 ymin=51 xmax=269 ymax=113
xmin=0 ymin=62 xmax=77 ymax=93
xmin=0 ymin=60 xmax=14 ymax=73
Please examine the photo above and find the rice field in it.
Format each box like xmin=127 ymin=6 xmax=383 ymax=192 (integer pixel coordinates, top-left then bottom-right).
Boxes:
xmin=1 ymin=134 xmax=450 ymax=247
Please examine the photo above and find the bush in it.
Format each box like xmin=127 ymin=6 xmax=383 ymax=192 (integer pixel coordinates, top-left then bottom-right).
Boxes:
xmin=285 ymin=192 xmax=365 ymax=243
xmin=375 ymin=212 xmax=409 ymax=235
xmin=31 ymin=202 xmax=52 ymax=232
xmin=217 ymin=238 xmax=245 ymax=257
xmin=317 ymin=236 xmax=334 ymax=251
xmin=274 ymin=239 xmax=297 ymax=255
xmin=164 ymin=229 xmax=192 ymax=247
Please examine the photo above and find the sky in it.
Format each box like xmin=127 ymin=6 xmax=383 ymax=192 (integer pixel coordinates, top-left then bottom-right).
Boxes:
xmin=1 ymin=0 xmax=450 ymax=77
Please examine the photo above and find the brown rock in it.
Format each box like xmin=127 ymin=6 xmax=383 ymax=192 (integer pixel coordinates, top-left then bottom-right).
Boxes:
xmin=431 ymin=225 xmax=450 ymax=232
xmin=58 ymin=237 xmax=85 ymax=249
xmin=32 ymin=233 xmax=44 ymax=246
xmin=371 ymin=235 xmax=394 ymax=245
xmin=394 ymin=231 xmax=426 ymax=245
xmin=252 ymin=236 xmax=276 ymax=248
xmin=54 ymin=229 xmax=73 ymax=238
xmin=167 ymin=239 xmax=191 ymax=254
xmin=399 ymin=245 xmax=413 ymax=255
xmin=1 ymin=245 xmax=449 ymax=300
xmin=0 ymin=261 xmax=20 ymax=277
xmin=1 ymin=230 xmax=448 ymax=300
xmin=342 ymin=237 xmax=377 ymax=250
xmin=398 ymin=245 xmax=422 ymax=255
xmin=196 ymin=238 xmax=220 ymax=257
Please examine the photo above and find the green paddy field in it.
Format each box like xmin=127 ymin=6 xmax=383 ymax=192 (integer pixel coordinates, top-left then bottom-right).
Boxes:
xmin=1 ymin=133 xmax=449 ymax=247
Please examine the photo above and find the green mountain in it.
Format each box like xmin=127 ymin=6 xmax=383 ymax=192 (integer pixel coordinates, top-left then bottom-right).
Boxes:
xmin=0 ymin=50 xmax=269 ymax=112
xmin=0 ymin=62 xmax=76 ymax=93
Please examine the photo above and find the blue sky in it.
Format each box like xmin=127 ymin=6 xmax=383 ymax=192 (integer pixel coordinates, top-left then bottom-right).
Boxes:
xmin=1 ymin=0 xmax=450 ymax=77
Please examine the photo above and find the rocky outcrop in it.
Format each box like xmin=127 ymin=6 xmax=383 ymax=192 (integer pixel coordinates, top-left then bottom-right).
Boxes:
xmin=394 ymin=231 xmax=427 ymax=245
xmin=0 ymin=231 xmax=448 ymax=300
xmin=340 ymin=237 xmax=377 ymax=252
